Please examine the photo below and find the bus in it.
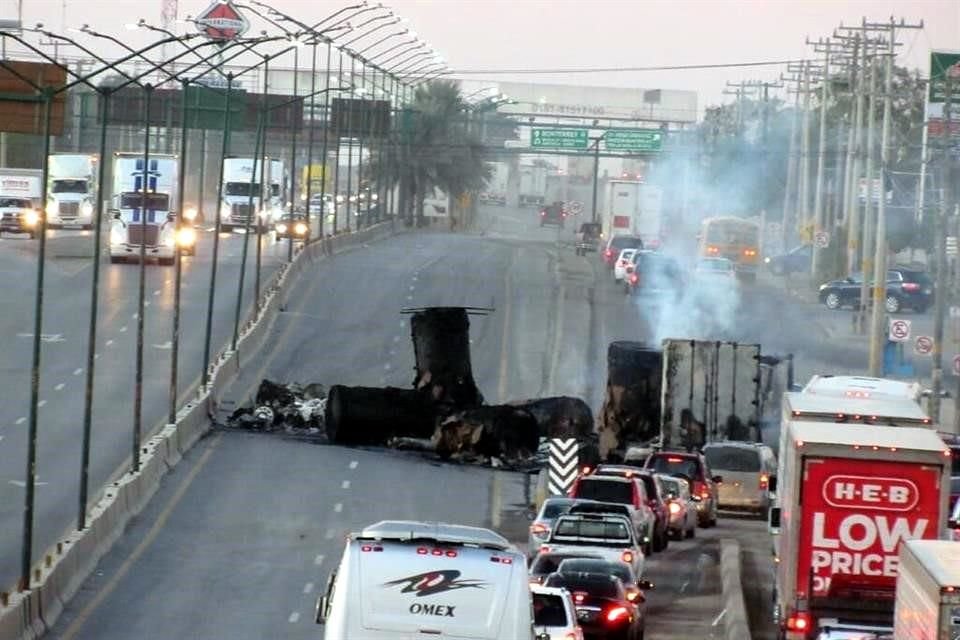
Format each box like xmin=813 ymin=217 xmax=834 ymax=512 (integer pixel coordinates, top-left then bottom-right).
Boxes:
xmin=698 ymin=216 xmax=760 ymax=278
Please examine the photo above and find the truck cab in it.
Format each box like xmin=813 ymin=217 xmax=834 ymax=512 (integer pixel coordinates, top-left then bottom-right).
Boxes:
xmin=46 ymin=154 xmax=98 ymax=229
xmin=220 ymin=157 xmax=271 ymax=232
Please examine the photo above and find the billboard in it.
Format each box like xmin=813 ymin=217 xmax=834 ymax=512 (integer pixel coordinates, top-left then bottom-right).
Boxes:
xmin=329 ymin=98 xmax=391 ymax=137
xmin=0 ymin=61 xmax=67 ymax=135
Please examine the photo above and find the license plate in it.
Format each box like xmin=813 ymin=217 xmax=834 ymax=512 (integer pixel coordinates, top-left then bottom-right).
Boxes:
xmin=577 ymin=610 xmax=595 ymax=622
xmin=62 ymin=224 xmax=83 ymax=229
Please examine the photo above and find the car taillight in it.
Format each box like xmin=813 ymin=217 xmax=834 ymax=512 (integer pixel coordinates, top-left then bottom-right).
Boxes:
xmin=539 ymin=545 xmax=550 ymax=554
xmin=530 ymin=522 xmax=550 ymax=536
xmin=902 ymin=282 xmax=920 ymax=292
xmin=759 ymin=474 xmax=769 ymax=490
xmin=573 ymin=591 xmax=587 ymax=605
xmin=621 ymin=550 xmax=634 ymax=563
xmin=694 ymin=481 xmax=710 ymax=500
xmin=605 ymin=605 xmax=631 ymax=624
xmin=605 ymin=249 xmax=613 ymax=258
xmin=629 ymin=273 xmax=638 ymax=284
xmin=668 ymin=501 xmax=681 ymax=515
xmin=786 ymin=612 xmax=811 ymax=632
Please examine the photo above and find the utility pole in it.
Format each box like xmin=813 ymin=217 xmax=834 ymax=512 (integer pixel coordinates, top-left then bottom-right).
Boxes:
xmin=936 ymin=67 xmax=955 ymax=421
xmin=781 ymin=70 xmax=802 ymax=251
xmin=858 ymin=41 xmax=879 ymax=334
xmin=810 ymin=38 xmax=832 ymax=281
xmin=800 ymin=61 xmax=814 ymax=236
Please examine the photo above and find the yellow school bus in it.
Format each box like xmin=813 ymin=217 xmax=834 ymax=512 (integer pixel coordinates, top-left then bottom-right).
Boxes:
xmin=699 ymin=216 xmax=760 ymax=277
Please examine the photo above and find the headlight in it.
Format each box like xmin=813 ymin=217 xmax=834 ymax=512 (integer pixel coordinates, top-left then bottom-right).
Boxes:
xmin=294 ymin=222 xmax=307 ymax=235
xmin=110 ymin=226 xmax=124 ymax=245
xmin=336 ymin=195 xmax=345 ymax=204
xmin=81 ymin=201 xmax=94 ymax=217
xmin=371 ymin=193 xmax=379 ymax=201
xmin=45 ymin=201 xmax=57 ymax=216
xmin=764 ymin=256 xmax=771 ymax=264
xmin=300 ymin=193 xmax=307 ymax=201
xmin=183 ymin=206 xmax=198 ymax=222
xmin=24 ymin=209 xmax=40 ymax=226
xmin=276 ymin=223 xmax=288 ymax=234
xmin=176 ymin=227 xmax=197 ymax=247
xmin=258 ymin=209 xmax=270 ymax=220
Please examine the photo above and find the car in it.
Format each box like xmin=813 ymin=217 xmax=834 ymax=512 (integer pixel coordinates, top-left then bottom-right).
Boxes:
xmin=613 ymin=249 xmax=638 ymax=282
xmin=555 ymin=557 xmax=654 ymax=608
xmin=602 ymin=235 xmax=644 ymax=269
xmin=567 ymin=474 xmax=656 ymax=555
xmin=623 ymin=250 xmax=684 ymax=299
xmin=540 ymin=201 xmax=567 ymax=228
xmin=576 ymin=222 xmax=602 ymax=256
xmin=591 ymin=466 xmax=670 ymax=553
xmin=693 ymin=257 xmax=737 ymax=283
xmin=542 ymin=572 xmax=646 ymax=640
xmin=273 ymin=212 xmax=310 ymax=242
xmin=529 ymin=497 xmax=576 ymax=557
xmin=566 ymin=501 xmax=652 ymax=553
xmin=531 ymin=584 xmax=585 ymax=640
xmin=702 ymin=441 xmax=777 ymax=516
xmin=644 ymin=451 xmax=721 ymax=527
xmin=764 ymin=244 xmax=812 ymax=276
xmin=539 ymin=513 xmax=646 ymax=579
xmin=0 ymin=197 xmax=41 ymax=239
xmin=818 ymin=267 xmax=934 ymax=313
xmin=529 ymin=550 xmax=601 ymax=585
xmin=657 ymin=474 xmax=697 ymax=539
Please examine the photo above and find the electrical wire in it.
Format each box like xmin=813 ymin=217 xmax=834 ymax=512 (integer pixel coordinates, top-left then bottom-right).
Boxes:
xmin=446 ymin=59 xmax=808 ymax=76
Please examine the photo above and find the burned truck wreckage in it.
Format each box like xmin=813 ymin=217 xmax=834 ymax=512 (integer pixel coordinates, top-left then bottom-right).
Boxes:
xmin=225 ymin=307 xmax=791 ymax=467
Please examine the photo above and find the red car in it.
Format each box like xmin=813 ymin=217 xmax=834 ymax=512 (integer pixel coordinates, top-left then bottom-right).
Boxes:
xmin=644 ymin=451 xmax=721 ymax=528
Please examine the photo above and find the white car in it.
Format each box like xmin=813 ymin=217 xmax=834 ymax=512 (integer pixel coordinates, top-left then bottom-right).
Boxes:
xmin=613 ymin=248 xmax=638 ymax=282
xmin=530 ymin=584 xmax=584 ymax=640
xmin=694 ymin=257 xmax=737 ymax=283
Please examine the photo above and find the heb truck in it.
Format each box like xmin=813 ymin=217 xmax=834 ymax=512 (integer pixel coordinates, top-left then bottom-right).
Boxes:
xmin=892 ymin=539 xmax=960 ymax=640
xmin=45 ymin=154 xmax=98 ymax=229
xmin=0 ymin=168 xmax=42 ymax=238
xmin=769 ymin=422 xmax=952 ymax=638
xmin=602 ymin=181 xmax=664 ymax=250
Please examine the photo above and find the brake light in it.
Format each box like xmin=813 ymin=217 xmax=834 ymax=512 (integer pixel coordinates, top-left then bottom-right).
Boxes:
xmin=743 ymin=248 xmax=757 ymax=257
xmin=759 ymin=474 xmax=769 ymax=490
xmin=581 ymin=466 xmax=592 ymax=475
xmin=621 ymin=550 xmax=634 ymax=563
xmin=786 ymin=612 xmax=811 ymax=632
xmin=629 ymin=273 xmax=638 ymax=284
xmin=489 ymin=555 xmax=512 ymax=564
xmin=539 ymin=545 xmax=550 ymax=554
xmin=605 ymin=605 xmax=630 ymax=624
xmin=540 ymin=210 xmax=546 ymax=217
xmin=902 ymin=282 xmax=920 ymax=292
xmin=694 ymin=481 xmax=710 ymax=500
xmin=605 ymin=249 xmax=613 ymax=258
xmin=707 ymin=245 xmax=719 ymax=255
xmin=360 ymin=545 xmax=383 ymax=552
xmin=668 ymin=501 xmax=681 ymax=515
xmin=573 ymin=591 xmax=587 ymax=605
xmin=530 ymin=522 xmax=549 ymax=536
xmin=667 ymin=456 xmax=683 ymax=463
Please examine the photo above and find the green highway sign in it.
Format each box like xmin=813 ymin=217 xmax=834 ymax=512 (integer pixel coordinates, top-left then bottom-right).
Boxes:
xmin=530 ymin=128 xmax=589 ymax=149
xmin=929 ymin=51 xmax=960 ymax=103
xmin=604 ymin=129 xmax=664 ymax=152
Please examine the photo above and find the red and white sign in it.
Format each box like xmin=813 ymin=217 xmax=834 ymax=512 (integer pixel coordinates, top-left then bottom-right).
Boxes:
xmin=796 ymin=458 xmax=941 ymax=600
xmin=953 ymin=355 xmax=960 ymax=376
xmin=913 ymin=335 xmax=933 ymax=356
xmin=888 ymin=319 xmax=911 ymax=342
xmin=195 ymin=1 xmax=249 ymax=41
xmin=814 ymin=231 xmax=829 ymax=249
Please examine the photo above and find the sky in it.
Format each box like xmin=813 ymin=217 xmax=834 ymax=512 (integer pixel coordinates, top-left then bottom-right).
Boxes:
xmin=2 ymin=0 xmax=958 ymax=113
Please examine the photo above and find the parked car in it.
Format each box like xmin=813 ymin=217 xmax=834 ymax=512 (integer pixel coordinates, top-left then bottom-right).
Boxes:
xmin=592 ymin=465 xmax=670 ymax=553
xmin=542 ymin=572 xmax=646 ymax=640
xmin=530 ymin=584 xmax=584 ymax=640
xmin=540 ymin=201 xmax=567 ymax=228
xmin=529 ymin=551 xmax=600 ymax=586
xmin=657 ymin=474 xmax=697 ymax=539
xmin=568 ymin=474 xmax=656 ymax=555
xmin=764 ymin=244 xmax=812 ymax=275
xmin=528 ymin=497 xmax=576 ymax=557
xmin=555 ymin=557 xmax=654 ymax=607
xmin=818 ymin=267 xmax=934 ymax=313
xmin=613 ymin=249 xmax=639 ymax=283
xmin=645 ymin=451 xmax=721 ymax=527
xmin=540 ymin=512 xmax=646 ymax=579
xmin=602 ymin=235 xmax=644 ymax=269
xmin=702 ymin=441 xmax=777 ymax=516
xmin=623 ymin=250 xmax=685 ymax=299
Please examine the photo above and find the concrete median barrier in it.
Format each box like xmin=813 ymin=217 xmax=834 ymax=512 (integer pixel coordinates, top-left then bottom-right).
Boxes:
xmin=720 ymin=538 xmax=752 ymax=640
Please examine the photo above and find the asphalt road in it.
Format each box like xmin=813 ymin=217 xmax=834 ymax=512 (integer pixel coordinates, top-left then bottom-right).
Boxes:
xmin=0 ymin=226 xmax=297 ymax=590
xmin=43 ymin=204 xmax=866 ymax=640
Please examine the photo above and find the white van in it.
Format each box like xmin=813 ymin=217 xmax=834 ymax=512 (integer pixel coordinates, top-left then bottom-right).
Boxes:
xmin=317 ymin=520 xmax=546 ymax=639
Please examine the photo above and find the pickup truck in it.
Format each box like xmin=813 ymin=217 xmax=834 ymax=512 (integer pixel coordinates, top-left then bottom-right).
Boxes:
xmin=575 ymin=222 xmax=601 ymax=256
xmin=537 ymin=512 xmax=646 ymax=578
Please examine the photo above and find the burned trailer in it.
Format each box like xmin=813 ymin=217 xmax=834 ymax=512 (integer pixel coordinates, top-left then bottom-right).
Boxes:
xmin=596 ymin=341 xmax=663 ymax=460
xmin=325 ymin=385 xmax=435 ymax=446
xmin=507 ymin=396 xmax=594 ymax=439
xmin=658 ymin=339 xmax=762 ymax=451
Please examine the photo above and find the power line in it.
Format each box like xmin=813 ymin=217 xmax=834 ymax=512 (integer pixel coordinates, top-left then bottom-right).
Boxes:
xmin=446 ymin=59 xmax=808 ymax=76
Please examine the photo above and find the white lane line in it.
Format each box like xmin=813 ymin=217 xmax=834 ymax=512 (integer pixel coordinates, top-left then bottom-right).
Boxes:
xmin=349 ymin=461 xmax=358 ymax=470
xmin=303 ymin=583 xmax=314 ymax=594
xmin=73 ymin=368 xmax=83 ymax=376
xmin=131 ymin=313 xmax=138 ymax=320
xmin=314 ymin=553 xmax=325 ymax=565
xmin=54 ymin=383 xmax=65 ymax=391
xmin=333 ymin=502 xmax=343 ymax=513
xmin=153 ymin=290 xmax=160 ymax=296
xmin=325 ymin=528 xmax=336 ymax=540
xmin=0 ymin=436 xmax=3 ymax=443
xmin=679 ymin=580 xmax=690 ymax=594
xmin=15 ymin=417 xmax=26 ymax=425
xmin=399 ymin=321 xmax=405 ymax=328
xmin=288 ymin=612 xmax=300 ymax=624
xmin=388 ymin=349 xmax=396 ymax=357
xmin=341 ymin=480 xmax=351 ymax=489
xmin=144 ymin=301 xmax=151 ymax=308
xmin=105 ymin=339 xmax=114 ymax=346
xmin=406 ymin=295 xmax=413 ymax=301
xmin=38 ymin=400 xmax=47 ymax=408
xmin=393 ymin=335 xmax=400 ymax=342
xmin=711 ymin=609 xmax=727 ymax=627
xmin=119 ymin=326 xmax=127 ymax=333
xmin=383 ymin=363 xmax=391 ymax=371
xmin=94 ymin=353 xmax=100 ymax=359
xmin=409 ymin=285 xmax=415 ymax=291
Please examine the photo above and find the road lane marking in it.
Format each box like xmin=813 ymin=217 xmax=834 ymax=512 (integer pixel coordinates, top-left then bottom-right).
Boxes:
xmin=348 ymin=461 xmax=358 ymax=470
xmin=680 ymin=579 xmax=690 ymax=594
xmin=120 ymin=326 xmax=127 ymax=333
xmin=132 ymin=314 xmax=138 ymax=319
xmin=406 ymin=295 xmax=413 ymax=301
xmin=9 ymin=479 xmax=49 ymax=488
xmin=54 ymin=383 xmax=65 ymax=391
xmin=94 ymin=353 xmax=100 ymax=359
xmin=73 ymin=368 xmax=83 ymax=376
xmin=60 ymin=433 xmax=223 ymax=640
xmin=153 ymin=290 xmax=160 ymax=296
xmin=38 ymin=400 xmax=47 ymax=408
xmin=393 ymin=335 xmax=400 ymax=342
xmin=341 ymin=480 xmax=350 ymax=489
xmin=383 ymin=363 xmax=391 ymax=370
xmin=144 ymin=301 xmax=151 ymax=307
xmin=409 ymin=285 xmax=415 ymax=291
xmin=711 ymin=609 xmax=727 ymax=627
xmin=15 ymin=417 xmax=25 ymax=425
xmin=333 ymin=502 xmax=343 ymax=513
xmin=314 ymin=553 xmax=325 ymax=565
xmin=105 ymin=340 xmax=114 ymax=346
xmin=303 ymin=583 xmax=314 ymax=594
xmin=288 ymin=612 xmax=300 ymax=624
xmin=490 ymin=472 xmax=502 ymax=529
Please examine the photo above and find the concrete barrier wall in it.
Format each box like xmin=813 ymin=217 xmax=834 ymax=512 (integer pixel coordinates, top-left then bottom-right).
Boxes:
xmin=720 ymin=538 xmax=752 ymax=640
xmin=0 ymin=220 xmax=399 ymax=640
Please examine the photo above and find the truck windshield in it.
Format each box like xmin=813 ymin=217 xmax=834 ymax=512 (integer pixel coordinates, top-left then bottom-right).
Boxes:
xmin=120 ymin=193 xmax=169 ymax=210
xmin=553 ymin=518 xmax=630 ymax=541
xmin=51 ymin=179 xmax=88 ymax=194
xmin=0 ymin=198 xmax=31 ymax=208
xmin=225 ymin=182 xmax=261 ymax=197
xmin=575 ymin=478 xmax=633 ymax=504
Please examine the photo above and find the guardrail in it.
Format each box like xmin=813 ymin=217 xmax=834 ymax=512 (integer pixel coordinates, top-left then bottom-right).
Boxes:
xmin=0 ymin=218 xmax=398 ymax=640
xmin=720 ymin=538 xmax=752 ymax=640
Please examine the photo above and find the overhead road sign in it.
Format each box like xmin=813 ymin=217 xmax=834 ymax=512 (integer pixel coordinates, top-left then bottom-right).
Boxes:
xmin=530 ymin=128 xmax=589 ymax=149
xmin=604 ymin=129 xmax=663 ymax=152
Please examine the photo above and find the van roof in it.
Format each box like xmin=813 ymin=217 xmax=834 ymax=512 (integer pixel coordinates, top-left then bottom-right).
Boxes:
xmin=902 ymin=539 xmax=960 ymax=586
xmin=355 ymin=520 xmax=511 ymax=551
xmin=787 ymin=422 xmax=948 ymax=453
xmin=803 ymin=375 xmax=922 ymax=401
xmin=785 ymin=391 xmax=931 ymax=425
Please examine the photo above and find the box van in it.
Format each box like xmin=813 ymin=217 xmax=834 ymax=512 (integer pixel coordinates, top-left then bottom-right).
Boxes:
xmin=316 ymin=520 xmax=543 ymax=639
xmin=703 ymin=441 xmax=777 ymax=515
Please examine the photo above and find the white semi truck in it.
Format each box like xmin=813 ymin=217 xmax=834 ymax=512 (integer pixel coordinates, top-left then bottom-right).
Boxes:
xmin=220 ymin=156 xmax=281 ymax=232
xmin=45 ymin=153 xmax=98 ymax=229
xmin=109 ymin=152 xmax=192 ymax=265
xmin=0 ymin=168 xmax=43 ymax=238
xmin=519 ymin=165 xmax=547 ymax=207
xmin=602 ymin=180 xmax=664 ymax=249
xmin=892 ymin=539 xmax=960 ymax=640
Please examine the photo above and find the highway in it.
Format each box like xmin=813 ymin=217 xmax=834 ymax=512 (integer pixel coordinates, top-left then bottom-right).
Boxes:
xmin=37 ymin=203 xmax=846 ymax=640
xmin=0 ymin=226 xmax=297 ymax=590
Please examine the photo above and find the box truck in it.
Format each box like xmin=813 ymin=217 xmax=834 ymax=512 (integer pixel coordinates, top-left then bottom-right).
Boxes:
xmin=219 ymin=156 xmax=273 ymax=232
xmin=892 ymin=539 xmax=960 ymax=640
xmin=45 ymin=153 xmax=98 ymax=229
xmin=0 ymin=168 xmax=43 ymax=238
xmin=602 ymin=180 xmax=664 ymax=249
xmin=519 ymin=165 xmax=547 ymax=207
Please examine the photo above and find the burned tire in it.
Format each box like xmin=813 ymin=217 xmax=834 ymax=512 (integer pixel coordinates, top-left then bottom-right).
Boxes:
xmin=325 ymin=385 xmax=433 ymax=446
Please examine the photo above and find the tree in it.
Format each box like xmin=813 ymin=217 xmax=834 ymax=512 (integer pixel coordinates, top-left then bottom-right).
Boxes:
xmin=374 ymin=80 xmax=491 ymax=226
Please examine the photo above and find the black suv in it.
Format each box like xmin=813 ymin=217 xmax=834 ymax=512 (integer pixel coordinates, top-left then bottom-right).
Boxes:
xmin=593 ymin=465 xmax=671 ymax=553
xmin=818 ymin=266 xmax=934 ymax=313
xmin=539 ymin=202 xmax=566 ymax=228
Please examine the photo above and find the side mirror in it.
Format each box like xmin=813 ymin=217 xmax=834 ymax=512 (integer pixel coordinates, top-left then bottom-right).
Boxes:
xmin=315 ymin=595 xmax=328 ymax=624
xmin=712 ymin=475 xmax=723 ymax=484
xmin=526 ymin=509 xmax=536 ymax=521
xmin=637 ymin=579 xmax=654 ymax=591
xmin=767 ymin=475 xmax=778 ymax=493
xmin=768 ymin=507 xmax=781 ymax=535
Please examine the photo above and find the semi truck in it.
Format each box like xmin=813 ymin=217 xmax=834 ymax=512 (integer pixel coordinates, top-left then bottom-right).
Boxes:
xmin=519 ymin=165 xmax=547 ymax=207
xmin=768 ymin=421 xmax=952 ymax=638
xmin=45 ymin=153 xmax=98 ymax=229
xmin=892 ymin=539 xmax=960 ymax=640
xmin=602 ymin=180 xmax=664 ymax=249
xmin=219 ymin=156 xmax=276 ymax=232
xmin=108 ymin=152 xmax=191 ymax=264
xmin=0 ymin=168 xmax=43 ymax=238
xmin=269 ymin=158 xmax=287 ymax=218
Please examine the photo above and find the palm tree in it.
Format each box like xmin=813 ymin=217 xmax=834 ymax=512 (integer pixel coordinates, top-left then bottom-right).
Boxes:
xmin=375 ymin=80 xmax=491 ymax=226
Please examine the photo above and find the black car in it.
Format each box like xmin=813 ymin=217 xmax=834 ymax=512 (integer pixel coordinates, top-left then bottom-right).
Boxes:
xmin=528 ymin=551 xmax=600 ymax=585
xmin=764 ymin=244 xmax=811 ymax=275
xmin=543 ymin=572 xmax=646 ymax=640
xmin=818 ymin=267 xmax=934 ymax=313
xmin=540 ymin=201 xmax=566 ymax=228
xmin=555 ymin=558 xmax=654 ymax=607
xmin=274 ymin=213 xmax=310 ymax=242
xmin=624 ymin=250 xmax=684 ymax=298
xmin=594 ymin=465 xmax=670 ymax=552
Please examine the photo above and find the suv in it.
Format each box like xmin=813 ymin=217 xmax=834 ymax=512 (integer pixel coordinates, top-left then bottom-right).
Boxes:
xmin=602 ymin=235 xmax=644 ymax=269
xmin=644 ymin=451 xmax=721 ymax=527
xmin=592 ymin=465 xmax=670 ymax=552
xmin=818 ymin=267 xmax=934 ymax=313
xmin=540 ymin=201 xmax=566 ymax=228
xmin=567 ymin=474 xmax=656 ymax=554
xmin=702 ymin=442 xmax=777 ymax=516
